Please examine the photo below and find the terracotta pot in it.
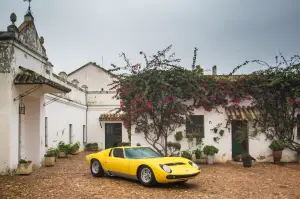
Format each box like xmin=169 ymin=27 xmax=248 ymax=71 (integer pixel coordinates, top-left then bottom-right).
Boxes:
xmin=59 ymin=151 xmax=67 ymax=158
xmin=272 ymin=150 xmax=282 ymax=164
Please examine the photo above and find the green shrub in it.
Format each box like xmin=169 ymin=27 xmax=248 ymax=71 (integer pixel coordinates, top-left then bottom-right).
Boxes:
xmin=203 ymin=145 xmax=219 ymax=156
xmin=45 ymin=148 xmax=57 ymax=157
xmin=58 ymin=141 xmax=72 ymax=154
xmin=174 ymin=131 xmax=183 ymax=141
xmin=117 ymin=142 xmax=131 ymax=146
xmin=269 ymin=140 xmax=285 ymax=151
xmin=181 ymin=150 xmax=192 ymax=160
xmin=71 ymin=142 xmax=80 ymax=152
xmin=194 ymin=148 xmax=202 ymax=159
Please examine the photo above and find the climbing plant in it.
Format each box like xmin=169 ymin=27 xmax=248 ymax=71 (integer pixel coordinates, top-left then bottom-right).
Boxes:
xmin=107 ymin=45 xmax=300 ymax=156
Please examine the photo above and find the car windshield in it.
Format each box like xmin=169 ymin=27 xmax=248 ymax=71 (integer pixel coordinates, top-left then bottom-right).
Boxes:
xmin=124 ymin=147 xmax=163 ymax=159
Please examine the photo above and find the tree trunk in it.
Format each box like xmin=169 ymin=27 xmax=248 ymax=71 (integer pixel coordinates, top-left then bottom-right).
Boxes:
xmin=164 ymin=135 xmax=168 ymax=157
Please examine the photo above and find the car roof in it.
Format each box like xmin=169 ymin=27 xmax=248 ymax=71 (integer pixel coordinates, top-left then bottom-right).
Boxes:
xmin=109 ymin=146 xmax=148 ymax=149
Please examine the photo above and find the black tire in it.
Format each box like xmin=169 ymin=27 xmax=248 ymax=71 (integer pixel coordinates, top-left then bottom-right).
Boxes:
xmin=90 ymin=159 xmax=105 ymax=177
xmin=138 ymin=165 xmax=157 ymax=186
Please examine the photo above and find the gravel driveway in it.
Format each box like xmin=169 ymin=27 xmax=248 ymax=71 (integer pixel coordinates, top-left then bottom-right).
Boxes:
xmin=0 ymin=152 xmax=300 ymax=199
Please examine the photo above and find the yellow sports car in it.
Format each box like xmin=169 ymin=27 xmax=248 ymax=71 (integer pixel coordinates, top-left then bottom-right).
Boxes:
xmin=85 ymin=146 xmax=201 ymax=186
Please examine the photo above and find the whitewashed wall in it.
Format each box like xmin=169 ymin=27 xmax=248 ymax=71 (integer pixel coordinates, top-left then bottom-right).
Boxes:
xmin=0 ymin=74 xmax=13 ymax=173
xmin=68 ymin=63 xmax=113 ymax=91
xmin=44 ymin=94 xmax=87 ymax=151
xmin=87 ymin=92 xmax=118 ymax=106
xmin=131 ymin=99 xmax=297 ymax=162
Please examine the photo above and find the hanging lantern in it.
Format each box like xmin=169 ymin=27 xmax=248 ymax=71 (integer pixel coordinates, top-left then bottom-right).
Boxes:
xmin=19 ymin=98 xmax=25 ymax=114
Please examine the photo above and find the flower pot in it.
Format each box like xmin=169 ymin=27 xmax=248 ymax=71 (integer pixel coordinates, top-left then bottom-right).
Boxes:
xmin=273 ymin=150 xmax=282 ymax=164
xmin=16 ymin=163 xmax=33 ymax=175
xmin=242 ymin=157 xmax=252 ymax=167
xmin=59 ymin=151 xmax=67 ymax=158
xmin=44 ymin=157 xmax=55 ymax=167
xmin=207 ymin=155 xmax=215 ymax=164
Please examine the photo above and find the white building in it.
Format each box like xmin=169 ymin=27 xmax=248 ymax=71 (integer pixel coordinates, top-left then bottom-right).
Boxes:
xmin=0 ymin=9 xmax=297 ymax=175
xmin=0 ymin=10 xmax=128 ymax=174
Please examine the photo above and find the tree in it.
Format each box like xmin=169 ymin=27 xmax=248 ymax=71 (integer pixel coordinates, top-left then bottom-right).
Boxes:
xmin=231 ymin=54 xmax=300 ymax=155
xmin=108 ymin=46 xmax=200 ymax=156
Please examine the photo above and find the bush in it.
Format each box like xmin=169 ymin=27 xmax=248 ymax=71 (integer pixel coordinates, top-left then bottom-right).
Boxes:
xmin=58 ymin=141 xmax=72 ymax=154
xmin=174 ymin=131 xmax=183 ymax=141
xmin=167 ymin=142 xmax=181 ymax=151
xmin=194 ymin=148 xmax=202 ymax=159
xmin=85 ymin=143 xmax=98 ymax=151
xmin=136 ymin=143 xmax=141 ymax=146
xmin=203 ymin=145 xmax=219 ymax=156
xmin=269 ymin=140 xmax=285 ymax=151
xmin=71 ymin=142 xmax=80 ymax=153
xmin=45 ymin=148 xmax=57 ymax=157
xmin=117 ymin=142 xmax=131 ymax=146
xmin=181 ymin=150 xmax=192 ymax=160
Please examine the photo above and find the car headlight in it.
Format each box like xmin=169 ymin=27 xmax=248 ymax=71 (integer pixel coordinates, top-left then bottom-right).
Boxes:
xmin=159 ymin=164 xmax=172 ymax=173
xmin=189 ymin=161 xmax=200 ymax=170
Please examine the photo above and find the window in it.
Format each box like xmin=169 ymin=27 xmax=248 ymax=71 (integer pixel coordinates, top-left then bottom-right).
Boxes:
xmin=113 ymin=148 xmax=124 ymax=158
xmin=69 ymin=124 xmax=73 ymax=144
xmin=186 ymin=115 xmax=204 ymax=138
xmin=45 ymin=117 xmax=48 ymax=147
xmin=83 ymin=125 xmax=87 ymax=144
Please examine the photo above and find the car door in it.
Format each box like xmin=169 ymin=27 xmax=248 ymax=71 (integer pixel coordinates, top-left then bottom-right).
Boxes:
xmin=106 ymin=148 xmax=130 ymax=176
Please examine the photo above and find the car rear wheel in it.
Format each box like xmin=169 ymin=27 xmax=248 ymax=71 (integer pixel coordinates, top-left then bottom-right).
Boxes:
xmin=91 ymin=159 xmax=104 ymax=177
xmin=138 ymin=165 xmax=156 ymax=186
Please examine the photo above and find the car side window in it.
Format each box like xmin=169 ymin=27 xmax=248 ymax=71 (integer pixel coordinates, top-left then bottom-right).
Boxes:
xmin=113 ymin=148 xmax=124 ymax=158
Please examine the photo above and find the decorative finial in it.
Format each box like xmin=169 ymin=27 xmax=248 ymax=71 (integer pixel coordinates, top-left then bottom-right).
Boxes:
xmin=24 ymin=0 xmax=32 ymax=13
xmin=10 ymin=13 xmax=17 ymax=24
xmin=40 ymin=36 xmax=44 ymax=45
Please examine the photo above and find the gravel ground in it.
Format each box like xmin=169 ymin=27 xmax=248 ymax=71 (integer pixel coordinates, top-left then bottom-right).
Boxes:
xmin=0 ymin=152 xmax=300 ymax=199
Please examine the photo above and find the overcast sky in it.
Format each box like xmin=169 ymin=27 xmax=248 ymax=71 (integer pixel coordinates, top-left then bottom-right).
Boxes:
xmin=1 ymin=0 xmax=299 ymax=74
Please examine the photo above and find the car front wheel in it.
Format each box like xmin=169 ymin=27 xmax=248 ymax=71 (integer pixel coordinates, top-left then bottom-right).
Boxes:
xmin=90 ymin=159 xmax=105 ymax=177
xmin=138 ymin=165 xmax=156 ymax=186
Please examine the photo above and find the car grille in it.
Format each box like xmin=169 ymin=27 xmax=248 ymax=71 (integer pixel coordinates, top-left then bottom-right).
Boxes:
xmin=166 ymin=173 xmax=199 ymax=179
xmin=165 ymin=162 xmax=185 ymax=166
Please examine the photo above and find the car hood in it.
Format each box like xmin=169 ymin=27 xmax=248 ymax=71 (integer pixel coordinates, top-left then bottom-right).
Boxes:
xmin=139 ymin=157 xmax=200 ymax=175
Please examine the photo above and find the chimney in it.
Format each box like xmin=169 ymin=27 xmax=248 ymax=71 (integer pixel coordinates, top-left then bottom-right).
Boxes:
xmin=212 ymin=65 xmax=217 ymax=75
xmin=58 ymin=71 xmax=67 ymax=82
xmin=71 ymin=79 xmax=79 ymax=86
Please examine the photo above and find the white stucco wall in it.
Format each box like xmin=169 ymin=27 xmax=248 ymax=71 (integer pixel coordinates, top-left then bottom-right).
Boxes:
xmin=68 ymin=63 xmax=114 ymax=91
xmin=44 ymin=94 xmax=87 ymax=151
xmin=0 ymin=74 xmax=12 ymax=173
xmin=87 ymin=92 xmax=119 ymax=106
xmin=131 ymin=99 xmax=297 ymax=162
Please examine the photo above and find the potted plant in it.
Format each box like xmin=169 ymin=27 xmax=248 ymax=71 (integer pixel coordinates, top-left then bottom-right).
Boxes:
xmin=84 ymin=143 xmax=99 ymax=151
xmin=269 ymin=140 xmax=285 ymax=164
xmin=16 ymin=159 xmax=33 ymax=175
xmin=203 ymin=145 xmax=219 ymax=164
xmin=58 ymin=141 xmax=71 ymax=158
xmin=44 ymin=148 xmax=56 ymax=166
xmin=242 ymin=153 xmax=253 ymax=168
xmin=193 ymin=148 xmax=202 ymax=160
xmin=71 ymin=142 xmax=80 ymax=155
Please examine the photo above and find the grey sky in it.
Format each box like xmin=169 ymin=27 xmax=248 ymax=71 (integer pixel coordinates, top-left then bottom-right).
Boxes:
xmin=1 ymin=0 xmax=299 ymax=74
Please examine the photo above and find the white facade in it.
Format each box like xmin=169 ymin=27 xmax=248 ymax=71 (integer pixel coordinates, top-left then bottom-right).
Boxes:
xmin=0 ymin=11 xmax=128 ymax=174
xmin=131 ymin=100 xmax=298 ymax=163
